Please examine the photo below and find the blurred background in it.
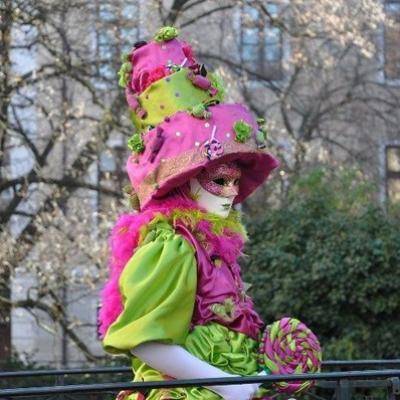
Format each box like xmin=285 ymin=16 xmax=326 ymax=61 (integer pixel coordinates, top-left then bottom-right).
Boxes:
xmin=0 ymin=0 xmax=399 ymax=370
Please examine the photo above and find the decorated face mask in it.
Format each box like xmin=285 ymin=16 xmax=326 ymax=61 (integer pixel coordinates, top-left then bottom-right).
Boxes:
xmin=190 ymin=162 xmax=241 ymax=218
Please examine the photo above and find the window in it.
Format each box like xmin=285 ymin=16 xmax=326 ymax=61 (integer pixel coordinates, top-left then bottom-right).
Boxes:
xmin=97 ymin=31 xmax=115 ymax=81
xmin=240 ymin=3 xmax=283 ymax=81
xmin=383 ymin=1 xmax=400 ymax=82
xmin=98 ymin=135 xmax=126 ymax=190
xmin=98 ymin=2 xmax=114 ymax=21
xmin=94 ymin=0 xmax=140 ymax=85
xmin=385 ymin=145 xmax=400 ymax=203
xmin=121 ymin=26 xmax=139 ymax=54
xmin=99 ymin=150 xmax=117 ymax=172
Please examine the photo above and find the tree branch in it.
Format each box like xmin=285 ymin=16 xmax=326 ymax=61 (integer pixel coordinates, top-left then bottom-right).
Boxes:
xmin=181 ymin=5 xmax=235 ymax=28
xmin=0 ymin=294 xmax=103 ymax=362
xmin=0 ymin=176 xmax=123 ymax=198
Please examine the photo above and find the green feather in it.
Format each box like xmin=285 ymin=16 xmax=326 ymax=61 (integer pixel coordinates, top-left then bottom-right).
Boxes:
xmin=154 ymin=26 xmax=179 ymax=43
xmin=233 ymin=120 xmax=252 ymax=143
xmin=127 ymin=133 xmax=145 ymax=153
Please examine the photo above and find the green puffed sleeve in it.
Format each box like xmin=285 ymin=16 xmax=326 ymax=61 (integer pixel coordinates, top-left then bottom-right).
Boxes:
xmin=103 ymin=222 xmax=198 ymax=354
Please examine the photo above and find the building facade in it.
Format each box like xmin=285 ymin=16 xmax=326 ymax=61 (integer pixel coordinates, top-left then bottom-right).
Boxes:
xmin=2 ymin=0 xmax=399 ymax=366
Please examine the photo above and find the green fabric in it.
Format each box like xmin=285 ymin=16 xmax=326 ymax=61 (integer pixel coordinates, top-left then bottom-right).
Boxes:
xmin=185 ymin=324 xmax=259 ymax=376
xmin=130 ymin=68 xmax=221 ymax=133
xmin=129 ymin=359 xmax=220 ymax=400
xmin=127 ymin=324 xmax=261 ymax=400
xmin=103 ymin=220 xmax=266 ymax=399
xmin=137 ymin=209 xmax=247 ymax=246
xmin=103 ymin=222 xmax=197 ymax=354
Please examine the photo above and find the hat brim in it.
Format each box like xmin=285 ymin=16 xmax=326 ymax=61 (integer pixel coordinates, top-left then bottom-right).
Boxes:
xmin=140 ymin=145 xmax=279 ymax=207
xmin=126 ymin=104 xmax=279 ymax=209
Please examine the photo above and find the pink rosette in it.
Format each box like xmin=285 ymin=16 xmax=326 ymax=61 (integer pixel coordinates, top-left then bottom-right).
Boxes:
xmin=131 ymin=65 xmax=170 ymax=94
xmin=259 ymin=317 xmax=322 ymax=394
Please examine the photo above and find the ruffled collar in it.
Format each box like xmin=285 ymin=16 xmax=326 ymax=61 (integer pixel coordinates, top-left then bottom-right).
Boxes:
xmin=138 ymin=207 xmax=247 ymax=245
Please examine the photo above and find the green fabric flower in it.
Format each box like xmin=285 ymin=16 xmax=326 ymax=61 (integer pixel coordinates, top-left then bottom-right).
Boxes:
xmin=255 ymin=130 xmax=266 ymax=148
xmin=233 ymin=120 xmax=252 ymax=143
xmin=257 ymin=129 xmax=265 ymax=141
xmin=191 ymin=103 xmax=211 ymax=119
xmin=257 ymin=118 xmax=269 ymax=136
xmin=127 ymin=133 xmax=145 ymax=153
xmin=118 ymin=55 xmax=132 ymax=88
xmin=255 ymin=118 xmax=269 ymax=148
xmin=210 ymin=298 xmax=236 ymax=322
xmin=168 ymin=64 xmax=181 ymax=72
xmin=209 ymin=73 xmax=225 ymax=102
xmin=154 ymin=26 xmax=179 ymax=43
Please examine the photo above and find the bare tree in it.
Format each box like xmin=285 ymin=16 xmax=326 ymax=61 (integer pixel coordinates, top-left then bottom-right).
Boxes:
xmin=0 ymin=0 xmax=226 ymax=367
xmin=0 ymin=0 xmax=133 ymax=362
xmin=105 ymin=1 xmax=400 ymax=219
xmin=1 ymin=0 xmax=398 ymax=364
xmin=164 ymin=0 xmax=400 ymax=212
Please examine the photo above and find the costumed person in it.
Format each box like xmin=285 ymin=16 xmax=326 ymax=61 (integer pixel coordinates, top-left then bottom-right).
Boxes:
xmin=98 ymin=27 xmax=321 ymax=400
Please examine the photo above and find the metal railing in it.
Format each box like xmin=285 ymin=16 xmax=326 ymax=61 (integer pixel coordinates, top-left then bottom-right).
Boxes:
xmin=2 ymin=360 xmax=400 ymax=379
xmin=1 ymin=360 xmax=400 ymax=400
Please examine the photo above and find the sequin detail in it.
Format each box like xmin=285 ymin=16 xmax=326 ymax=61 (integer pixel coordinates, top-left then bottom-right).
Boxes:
xmin=197 ymin=162 xmax=241 ymax=197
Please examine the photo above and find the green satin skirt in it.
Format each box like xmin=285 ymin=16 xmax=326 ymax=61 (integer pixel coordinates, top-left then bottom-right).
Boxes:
xmin=120 ymin=323 xmax=266 ymax=400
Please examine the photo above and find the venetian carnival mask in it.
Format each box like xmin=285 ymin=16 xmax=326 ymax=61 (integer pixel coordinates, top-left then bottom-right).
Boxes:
xmin=190 ymin=162 xmax=241 ymax=218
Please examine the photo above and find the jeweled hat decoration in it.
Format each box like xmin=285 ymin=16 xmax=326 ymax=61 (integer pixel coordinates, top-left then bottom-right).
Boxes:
xmin=119 ymin=26 xmax=279 ymax=210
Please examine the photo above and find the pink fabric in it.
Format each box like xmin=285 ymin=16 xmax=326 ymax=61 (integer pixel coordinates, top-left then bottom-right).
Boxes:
xmin=177 ymin=223 xmax=263 ymax=340
xmin=131 ymin=65 xmax=171 ymax=96
xmin=98 ymin=193 xmax=263 ymax=340
xmin=126 ymin=104 xmax=279 ymax=209
xmin=181 ymin=42 xmax=196 ymax=65
xmin=129 ymin=40 xmax=197 ymax=94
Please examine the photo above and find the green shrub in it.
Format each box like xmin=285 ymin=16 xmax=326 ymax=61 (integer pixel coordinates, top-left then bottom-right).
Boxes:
xmin=244 ymin=168 xmax=400 ymax=360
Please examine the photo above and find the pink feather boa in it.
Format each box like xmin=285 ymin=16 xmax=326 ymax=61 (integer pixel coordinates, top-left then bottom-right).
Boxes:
xmin=98 ymin=196 xmax=245 ymax=338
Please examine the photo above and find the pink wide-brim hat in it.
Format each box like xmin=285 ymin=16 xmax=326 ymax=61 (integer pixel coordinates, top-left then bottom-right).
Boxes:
xmin=127 ymin=103 xmax=279 ymax=209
